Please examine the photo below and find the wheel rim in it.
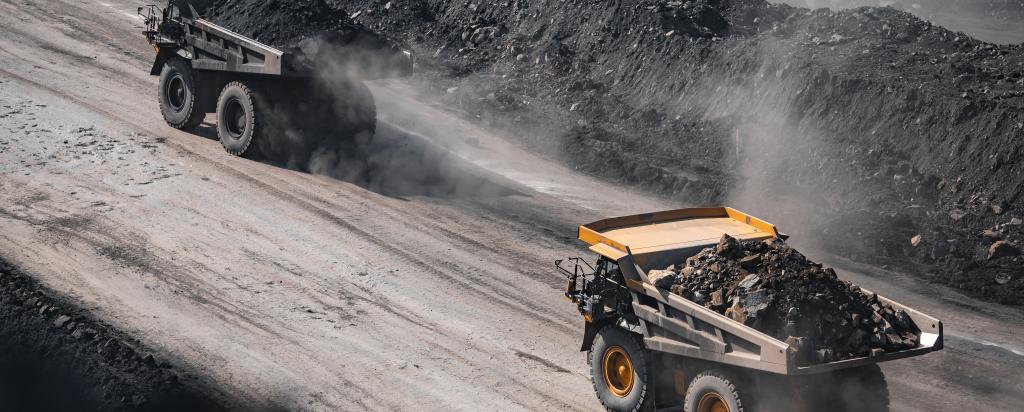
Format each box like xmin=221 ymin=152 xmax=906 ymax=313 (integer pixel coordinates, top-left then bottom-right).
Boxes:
xmin=166 ymin=74 xmax=186 ymax=111
xmin=602 ymin=346 xmax=634 ymax=398
xmin=698 ymin=392 xmax=730 ymax=412
xmin=223 ymin=97 xmax=246 ymax=139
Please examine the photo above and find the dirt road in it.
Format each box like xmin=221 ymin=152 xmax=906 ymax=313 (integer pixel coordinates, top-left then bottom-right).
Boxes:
xmin=0 ymin=0 xmax=1021 ymax=410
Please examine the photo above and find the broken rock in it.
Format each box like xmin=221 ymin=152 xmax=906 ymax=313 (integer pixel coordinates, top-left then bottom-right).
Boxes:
xmin=647 ymin=269 xmax=678 ymax=289
xmin=988 ymin=240 xmax=1020 ymax=260
xmin=657 ymin=234 xmax=921 ymax=365
xmin=54 ymin=314 xmax=71 ymax=328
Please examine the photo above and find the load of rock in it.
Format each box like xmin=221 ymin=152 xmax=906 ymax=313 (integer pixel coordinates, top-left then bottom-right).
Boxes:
xmin=202 ymin=0 xmax=400 ymax=74
xmin=648 ymin=235 xmax=921 ymax=365
xmin=203 ymin=0 xmax=375 ymax=49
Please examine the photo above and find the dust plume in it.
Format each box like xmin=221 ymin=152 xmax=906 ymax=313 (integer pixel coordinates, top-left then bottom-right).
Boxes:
xmin=676 ymin=36 xmax=854 ymax=249
xmin=254 ymin=33 xmax=524 ymax=199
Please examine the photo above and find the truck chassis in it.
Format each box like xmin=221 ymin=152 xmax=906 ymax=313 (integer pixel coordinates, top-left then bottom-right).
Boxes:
xmin=140 ymin=1 xmax=411 ymax=158
xmin=559 ymin=207 xmax=943 ymax=411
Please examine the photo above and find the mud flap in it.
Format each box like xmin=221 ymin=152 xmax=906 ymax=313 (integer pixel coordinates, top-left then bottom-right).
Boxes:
xmin=150 ymin=49 xmax=192 ymax=76
xmin=150 ymin=49 xmax=172 ymax=76
xmin=580 ymin=318 xmax=613 ymax=351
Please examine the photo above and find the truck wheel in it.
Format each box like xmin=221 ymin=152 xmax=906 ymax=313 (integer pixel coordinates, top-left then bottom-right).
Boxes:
xmin=683 ymin=371 xmax=744 ymax=412
xmin=216 ymin=81 xmax=262 ymax=157
xmin=828 ymin=365 xmax=889 ymax=412
xmin=159 ymin=57 xmax=204 ymax=130
xmin=589 ymin=325 xmax=652 ymax=412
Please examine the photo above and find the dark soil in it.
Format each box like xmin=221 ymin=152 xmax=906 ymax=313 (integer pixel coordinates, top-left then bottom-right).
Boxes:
xmin=649 ymin=235 xmax=920 ymax=365
xmin=323 ymin=0 xmax=1024 ymax=305
xmin=0 ymin=257 xmax=226 ymax=412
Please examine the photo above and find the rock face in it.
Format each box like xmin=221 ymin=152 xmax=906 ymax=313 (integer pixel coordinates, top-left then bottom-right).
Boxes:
xmin=652 ymin=235 xmax=921 ymax=365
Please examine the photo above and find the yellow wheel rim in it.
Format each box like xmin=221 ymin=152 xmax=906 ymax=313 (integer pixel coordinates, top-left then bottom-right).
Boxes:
xmin=698 ymin=392 xmax=730 ymax=412
xmin=602 ymin=346 xmax=634 ymax=398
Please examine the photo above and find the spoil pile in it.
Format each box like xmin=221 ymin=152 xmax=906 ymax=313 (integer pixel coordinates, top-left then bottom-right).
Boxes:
xmin=648 ymin=235 xmax=921 ymax=365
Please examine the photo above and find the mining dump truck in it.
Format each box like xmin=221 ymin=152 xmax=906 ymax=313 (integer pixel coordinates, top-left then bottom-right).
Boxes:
xmin=557 ymin=207 xmax=943 ymax=412
xmin=139 ymin=1 xmax=412 ymax=157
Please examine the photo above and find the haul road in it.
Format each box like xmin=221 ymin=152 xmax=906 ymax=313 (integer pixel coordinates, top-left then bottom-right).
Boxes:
xmin=0 ymin=0 xmax=1022 ymax=411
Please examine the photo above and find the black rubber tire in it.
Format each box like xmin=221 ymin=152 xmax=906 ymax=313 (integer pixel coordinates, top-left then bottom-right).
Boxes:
xmin=216 ymin=81 xmax=262 ymax=157
xmin=589 ymin=325 xmax=652 ymax=412
xmin=683 ymin=371 xmax=745 ymax=412
xmin=827 ymin=365 xmax=890 ymax=412
xmin=158 ymin=57 xmax=204 ymax=130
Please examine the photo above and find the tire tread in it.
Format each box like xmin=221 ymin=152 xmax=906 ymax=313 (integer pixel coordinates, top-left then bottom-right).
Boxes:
xmin=159 ymin=58 xmax=204 ymax=130
xmin=217 ymin=81 xmax=259 ymax=157
xmin=589 ymin=325 xmax=652 ymax=412
xmin=683 ymin=370 xmax=744 ymax=412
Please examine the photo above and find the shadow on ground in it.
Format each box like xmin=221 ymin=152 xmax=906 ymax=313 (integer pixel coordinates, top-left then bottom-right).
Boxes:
xmin=0 ymin=259 xmax=230 ymax=412
xmin=193 ymin=116 xmax=527 ymax=200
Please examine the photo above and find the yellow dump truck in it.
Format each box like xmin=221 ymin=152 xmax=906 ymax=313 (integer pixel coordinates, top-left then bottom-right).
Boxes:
xmin=557 ymin=207 xmax=943 ymax=412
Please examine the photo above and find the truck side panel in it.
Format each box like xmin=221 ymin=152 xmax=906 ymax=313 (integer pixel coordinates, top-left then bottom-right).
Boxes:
xmin=185 ymin=20 xmax=285 ymax=75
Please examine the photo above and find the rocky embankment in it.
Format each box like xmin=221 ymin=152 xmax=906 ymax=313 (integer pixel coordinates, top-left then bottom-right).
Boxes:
xmin=0 ymin=258 xmax=224 ymax=411
xmin=321 ymin=0 xmax=1023 ymax=305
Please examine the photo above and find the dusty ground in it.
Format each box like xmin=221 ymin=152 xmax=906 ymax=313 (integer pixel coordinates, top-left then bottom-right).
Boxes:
xmin=0 ymin=0 xmax=1022 ymax=411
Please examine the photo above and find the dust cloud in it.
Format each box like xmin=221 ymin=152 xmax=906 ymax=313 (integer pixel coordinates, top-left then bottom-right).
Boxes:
xmin=677 ymin=37 xmax=853 ymax=248
xmin=254 ymin=39 xmax=524 ymax=199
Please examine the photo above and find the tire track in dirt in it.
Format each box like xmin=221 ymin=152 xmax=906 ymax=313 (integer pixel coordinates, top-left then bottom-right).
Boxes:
xmin=0 ymin=63 xmax=578 ymax=335
xmin=0 ymin=65 xmax=587 ymax=410
xmin=0 ymin=194 xmax=399 ymax=410
xmin=0 ymin=0 xmax=576 ymax=322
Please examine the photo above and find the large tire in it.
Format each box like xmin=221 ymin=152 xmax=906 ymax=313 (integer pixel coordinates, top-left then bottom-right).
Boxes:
xmin=216 ymin=81 xmax=262 ymax=157
xmin=589 ymin=325 xmax=652 ymax=412
xmin=684 ymin=371 xmax=745 ymax=412
xmin=159 ymin=57 xmax=205 ymax=130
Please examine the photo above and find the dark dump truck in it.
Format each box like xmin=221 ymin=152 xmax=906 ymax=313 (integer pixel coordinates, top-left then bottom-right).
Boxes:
xmin=559 ymin=207 xmax=943 ymax=412
xmin=139 ymin=0 xmax=412 ymax=157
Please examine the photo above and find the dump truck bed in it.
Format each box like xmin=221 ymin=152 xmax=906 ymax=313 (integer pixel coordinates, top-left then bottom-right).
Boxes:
xmin=149 ymin=2 xmax=412 ymax=78
xmin=577 ymin=207 xmax=943 ymax=375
